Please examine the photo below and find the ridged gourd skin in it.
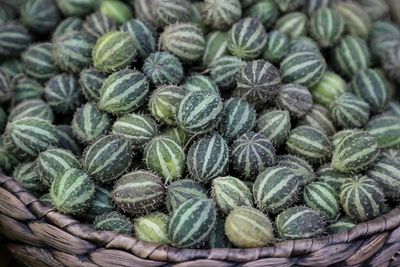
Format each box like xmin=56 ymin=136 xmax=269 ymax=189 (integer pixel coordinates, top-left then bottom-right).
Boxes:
xmin=329 ymin=92 xmax=370 ymax=129
xmin=275 ymin=206 xmax=325 ymax=240
xmin=168 ymin=198 xmax=216 ymax=248
xmin=55 ymin=125 xmax=82 ymax=156
xmin=245 ymin=0 xmax=279 ymax=28
xmin=176 ymin=91 xmax=223 ymax=134
xmin=92 ymin=31 xmax=136 ymax=73
xmin=262 ymin=30 xmax=289 ymax=65
xmin=50 ymin=168 xmax=95 ymax=215
xmin=381 ymin=149 xmax=400 ymax=165
xmin=210 ymin=55 xmax=245 ymax=90
xmin=183 ymin=75 xmax=219 ymax=94
xmin=143 ymin=52 xmax=184 ymax=86
xmin=13 ymin=162 xmax=44 ymax=194
xmin=385 ymin=101 xmax=400 ymax=117
xmin=225 ymin=206 xmax=273 ymax=248
xmin=35 ymin=148 xmax=81 ymax=188
xmin=99 ymin=69 xmax=149 ymax=114
xmin=367 ymin=157 xmax=400 ymax=199
xmin=276 ymin=155 xmax=315 ymax=186
xmin=187 ymin=133 xmax=229 ymax=183
xmin=83 ymin=135 xmax=132 ymax=183
xmin=72 ymin=103 xmax=111 ymax=144
xmin=234 ymin=60 xmax=281 ymax=106
xmin=100 ymin=1 xmax=133 ymax=24
xmin=358 ymin=0 xmax=389 ymax=20
xmin=56 ymin=0 xmax=94 ymax=17
xmin=227 ymin=17 xmax=268 ymax=60
xmin=256 ymin=109 xmax=291 ymax=146
xmin=79 ymin=68 xmax=107 ymax=102
xmin=149 ymin=85 xmax=186 ymax=126
xmin=8 ymin=99 xmax=54 ymax=122
xmin=112 ymin=170 xmax=165 ymax=216
xmin=366 ymin=114 xmax=400 ymax=149
xmin=83 ymin=12 xmax=117 ymax=38
xmin=202 ymin=0 xmax=242 ymax=30
xmin=166 ymin=179 xmax=208 ymax=212
xmin=133 ymin=0 xmax=155 ymax=24
xmin=309 ymin=8 xmax=344 ymax=48
xmin=335 ymin=2 xmax=371 ymax=39
xmin=340 ymin=175 xmax=386 ymax=222
xmin=93 ymin=211 xmax=133 ymax=235
xmin=209 ymin=217 xmax=232 ymax=248
xmin=134 ymin=212 xmax=170 ymax=245
xmin=22 ymin=43 xmax=57 ymax=82
xmin=326 ymin=217 xmax=356 ymax=234
xmin=332 ymin=130 xmax=380 ymax=173
xmin=275 ymin=12 xmax=308 ymax=38
xmin=298 ymin=104 xmax=336 ymax=137
xmin=274 ymin=0 xmax=304 ymax=12
xmin=87 ymin=185 xmax=114 ymax=220
xmin=161 ymin=127 xmax=191 ymax=147
xmin=211 ymin=176 xmax=253 ymax=215
xmin=231 ymin=132 xmax=276 ymax=181
xmin=0 ymin=69 xmax=10 ymax=103
xmin=286 ymin=126 xmax=332 ymax=163
xmin=112 ymin=113 xmax=159 ymax=148
xmin=152 ymin=0 xmax=191 ymax=28
xmin=277 ymin=84 xmax=313 ymax=119
xmin=303 ymin=181 xmax=340 ymax=221
xmin=0 ymin=137 xmax=20 ymax=174
xmin=121 ymin=19 xmax=157 ymax=59
xmin=52 ymin=17 xmax=84 ymax=41
xmin=0 ymin=22 xmax=32 ymax=58
xmin=1 ymin=58 xmax=24 ymax=79
xmin=253 ymin=166 xmax=301 ymax=213
xmin=369 ymin=21 xmax=400 ymax=62
xmin=303 ymin=0 xmax=330 ymax=15
xmin=288 ymin=36 xmax=320 ymax=54
xmin=144 ymin=136 xmax=185 ymax=183
xmin=21 ymin=0 xmax=61 ymax=35
xmin=202 ymin=31 xmax=228 ymax=67
xmin=332 ymin=129 xmax=358 ymax=148
xmin=11 ymin=75 xmax=44 ymax=104
xmin=316 ymin=164 xmax=349 ymax=192
xmin=310 ymin=71 xmax=347 ymax=108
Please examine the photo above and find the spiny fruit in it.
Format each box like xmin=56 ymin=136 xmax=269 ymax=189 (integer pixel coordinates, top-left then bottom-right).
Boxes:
xmin=13 ymin=162 xmax=44 ymax=194
xmin=277 ymin=155 xmax=315 ymax=186
xmin=83 ymin=12 xmax=116 ymax=39
xmin=202 ymin=0 xmax=242 ymax=30
xmin=298 ymin=104 xmax=336 ymax=137
xmin=100 ymin=0 xmax=133 ymax=24
xmin=316 ymin=164 xmax=349 ymax=192
xmin=210 ymin=55 xmax=245 ymax=90
xmin=93 ymin=211 xmax=133 ymax=235
xmin=183 ymin=74 xmax=219 ymax=94
xmin=0 ymin=22 xmax=32 ymax=57
xmin=143 ymin=52 xmax=184 ymax=86
xmin=309 ymin=8 xmax=344 ymax=47
xmin=277 ymin=84 xmax=313 ymax=119
xmin=53 ymin=17 xmax=83 ymax=41
xmin=310 ymin=71 xmax=347 ymax=108
xmin=134 ymin=212 xmax=170 ymax=245
xmin=21 ymin=0 xmax=61 ymax=35
xmin=166 ymin=179 xmax=208 ymax=212
xmin=335 ymin=2 xmax=371 ymax=39
xmin=256 ymin=109 xmax=291 ymax=146
xmin=79 ymin=68 xmax=107 ymax=102
xmin=161 ymin=127 xmax=191 ymax=147
xmin=152 ymin=0 xmax=191 ymax=28
xmin=11 ymin=75 xmax=43 ymax=104
xmin=366 ymin=114 xmax=400 ymax=149
xmin=8 ymin=99 xmax=54 ymax=122
xmin=262 ymin=30 xmax=289 ymax=65
xmin=275 ymin=12 xmax=308 ymax=39
xmin=121 ymin=19 xmax=157 ymax=59
xmin=327 ymin=217 xmax=356 ymax=234
xmin=22 ymin=43 xmax=56 ymax=82
xmin=303 ymin=182 xmax=340 ymax=221
xmin=366 ymin=157 xmax=400 ymax=199
xmin=202 ymin=31 xmax=228 ymax=67
xmin=87 ymin=185 xmax=114 ymax=220
xmin=209 ymin=217 xmax=232 ymax=249
xmin=245 ymin=0 xmax=279 ymax=28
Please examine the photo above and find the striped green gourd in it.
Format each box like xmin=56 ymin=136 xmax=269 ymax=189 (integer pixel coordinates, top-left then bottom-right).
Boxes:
xmin=55 ymin=125 xmax=81 ymax=156
xmin=0 ymin=137 xmax=19 ymax=174
xmin=168 ymin=198 xmax=216 ymax=248
xmin=227 ymin=17 xmax=267 ymax=60
xmin=274 ymin=0 xmax=304 ymax=12
xmin=256 ymin=109 xmax=291 ymax=146
xmin=13 ymin=162 xmax=44 ymax=194
xmin=225 ymin=206 xmax=273 ymax=248
xmin=152 ymin=0 xmax=191 ymax=28
xmin=280 ymin=51 xmax=327 ymax=88
xmin=381 ymin=149 xmax=400 ymax=164
xmin=79 ymin=68 xmax=107 ymax=102
xmin=149 ymin=85 xmax=186 ymax=126
xmin=160 ymin=23 xmax=205 ymax=62
xmin=366 ymin=114 xmax=400 ymax=149
xmin=332 ymin=35 xmax=371 ymax=77
xmin=166 ymin=179 xmax=208 ymax=212
xmin=303 ymin=181 xmax=340 ymax=221
xmin=112 ymin=170 xmax=165 ymax=216
xmin=176 ymin=91 xmax=222 ymax=134
xmin=0 ymin=59 xmax=23 ymax=80
xmin=288 ymin=36 xmax=320 ymax=54
xmin=218 ymin=98 xmax=256 ymax=141
xmin=0 ymin=70 xmax=11 ymax=102
xmin=275 ymin=12 xmax=308 ymax=38
xmin=8 ymin=99 xmax=54 ymax=122
xmin=55 ymin=0 xmax=94 ymax=17
xmin=183 ymin=75 xmax=219 ymax=94
xmin=367 ymin=157 xmax=400 ymax=199
xmin=0 ymin=107 xmax=6 ymax=134
xmin=385 ymin=101 xmax=400 ymax=117
xmin=275 ymin=206 xmax=324 ymax=239
xmin=231 ymin=132 xmax=276 ymax=181
xmin=327 ymin=217 xmax=356 ymax=234
xmin=92 ymin=31 xmax=136 ymax=73
xmin=277 ymin=84 xmax=313 ymax=118
xmin=53 ymin=31 xmax=96 ymax=74
xmin=212 ymin=176 xmax=253 ymax=215
xmin=202 ymin=0 xmax=242 ymax=30
xmin=22 ymin=43 xmax=56 ymax=82
xmin=0 ymin=4 xmax=15 ymax=24
xmin=121 ymin=19 xmax=157 ymax=59
xmin=50 ymin=168 xmax=95 ymax=214
xmin=187 ymin=133 xmax=229 ymax=183
xmin=310 ymin=8 xmax=344 ymax=47
xmin=44 ymin=74 xmax=82 ymax=114
xmin=340 ymin=175 xmax=386 ymax=222
xmin=21 ymin=0 xmax=60 ymax=35
xmin=310 ymin=71 xmax=347 ymax=108
xmin=253 ymin=166 xmax=300 ymax=213
xmin=72 ymin=103 xmax=111 ymax=144
xmin=0 ymin=22 xmax=32 ymax=57
xmin=190 ymin=2 xmax=205 ymax=30
xmin=52 ymin=17 xmax=83 ymax=41
xmin=4 ymin=117 xmax=59 ymax=159
xmin=286 ymin=126 xmax=332 ymax=162
xmin=83 ymin=135 xmax=132 ymax=183
xmin=99 ymin=69 xmax=149 ymax=114
xmin=330 ymin=92 xmax=371 ymax=129
xmin=202 ymin=31 xmax=228 ymax=67
xmin=39 ymin=193 xmax=53 ymax=207
xmin=277 ymin=155 xmax=315 ymax=186
xmin=234 ymin=60 xmax=281 ymax=106
xmin=93 ymin=212 xmax=133 ymax=235
xmin=316 ymin=164 xmax=349 ymax=192
xmin=133 ymin=0 xmax=155 ymax=24
xmin=112 ymin=113 xmax=158 ymax=148
xmin=161 ymin=127 xmax=191 ymax=147
xmin=143 ymin=52 xmax=183 ymax=86
xmin=209 ymin=217 xmax=232 ymax=248
xmin=83 ymin=12 xmax=117 ymax=38
xmin=245 ymin=0 xmax=279 ymax=27
xmin=358 ymin=0 xmax=389 ymax=20
xmin=351 ymin=68 xmax=389 ymax=112
xmin=11 ymin=75 xmax=43 ymax=104
xmin=332 ymin=130 xmax=380 ymax=173
xmin=331 ymin=129 xmax=358 ymax=148
xmin=144 ymin=136 xmax=185 ymax=183
xmin=210 ymin=55 xmax=245 ymax=90
xmin=100 ymin=1 xmax=133 ymax=24
xmin=35 ymin=148 xmax=81 ymax=187
xmin=299 ymin=105 xmax=336 ymax=137
xmin=134 ymin=212 xmax=170 ymax=245
xmin=87 ymin=185 xmax=114 ymax=220
xmin=335 ymin=2 xmax=371 ymax=39
xmin=369 ymin=21 xmax=400 ymax=61
xmin=262 ymin=30 xmax=289 ymax=65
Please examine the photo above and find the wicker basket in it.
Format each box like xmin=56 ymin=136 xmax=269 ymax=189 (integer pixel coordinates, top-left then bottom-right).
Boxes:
xmin=1 ymin=173 xmax=400 ymax=267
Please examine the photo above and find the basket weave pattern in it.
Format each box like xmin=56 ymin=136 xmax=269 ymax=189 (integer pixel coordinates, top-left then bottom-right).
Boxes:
xmin=1 ymin=174 xmax=400 ymax=267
